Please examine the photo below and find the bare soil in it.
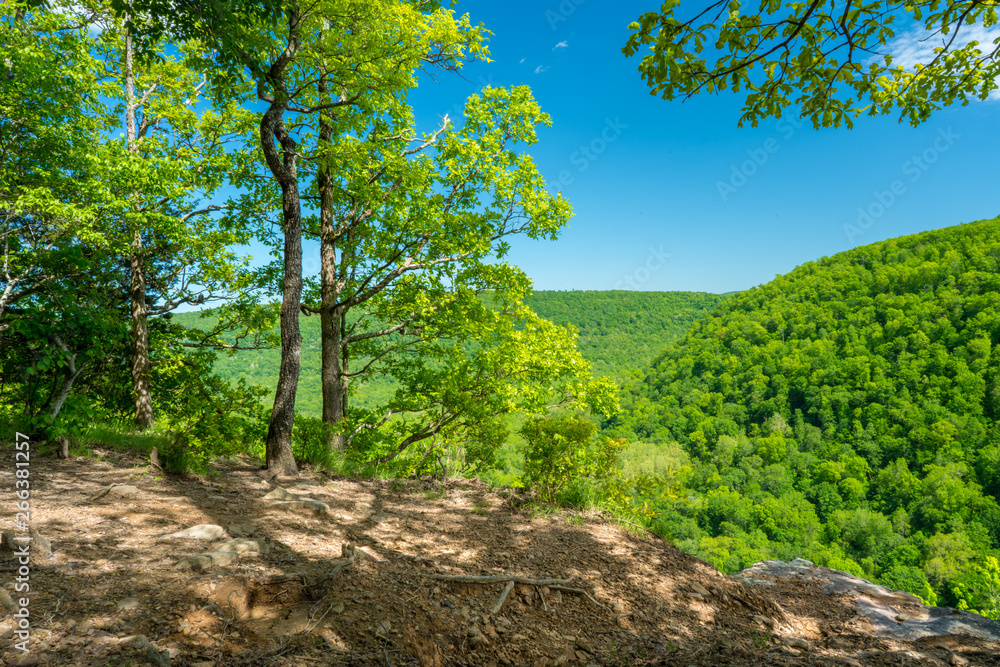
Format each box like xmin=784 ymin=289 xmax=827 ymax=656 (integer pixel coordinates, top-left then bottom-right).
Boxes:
xmin=1 ymin=450 xmax=998 ymax=666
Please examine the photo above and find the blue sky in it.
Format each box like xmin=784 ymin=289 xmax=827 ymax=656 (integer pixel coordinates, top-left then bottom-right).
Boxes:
xmin=397 ymin=0 xmax=1000 ymax=294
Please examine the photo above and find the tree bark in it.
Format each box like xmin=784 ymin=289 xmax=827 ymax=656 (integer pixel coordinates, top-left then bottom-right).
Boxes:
xmin=47 ymin=335 xmax=83 ymax=421
xmin=124 ymin=23 xmax=154 ymax=431
xmin=258 ymin=10 xmax=303 ymax=476
xmin=262 ymin=111 xmax=302 ymax=476
xmin=317 ymin=74 xmax=346 ymax=452
xmin=130 ymin=232 xmax=154 ymax=430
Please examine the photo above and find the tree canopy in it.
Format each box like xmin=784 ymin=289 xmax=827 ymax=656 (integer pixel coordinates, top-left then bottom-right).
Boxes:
xmin=624 ymin=0 xmax=1000 ymax=127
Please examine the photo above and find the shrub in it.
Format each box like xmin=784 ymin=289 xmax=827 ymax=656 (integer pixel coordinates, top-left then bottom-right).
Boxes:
xmin=519 ymin=414 xmax=627 ymax=501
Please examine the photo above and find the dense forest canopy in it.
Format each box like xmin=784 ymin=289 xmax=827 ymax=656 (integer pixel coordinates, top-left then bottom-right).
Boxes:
xmin=607 ymin=217 xmax=1000 ymax=610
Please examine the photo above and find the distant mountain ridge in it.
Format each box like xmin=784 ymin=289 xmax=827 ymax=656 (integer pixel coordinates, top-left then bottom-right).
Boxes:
xmin=173 ymin=290 xmax=730 ymax=417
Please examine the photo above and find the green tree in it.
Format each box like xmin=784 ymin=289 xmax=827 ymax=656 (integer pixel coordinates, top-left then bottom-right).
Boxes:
xmin=0 ymin=2 xmax=108 ymax=325
xmin=200 ymin=0 xmax=485 ymax=474
xmin=954 ymin=556 xmax=1000 ymax=620
xmin=88 ymin=4 xmax=259 ymax=430
xmin=305 ymin=84 xmax=578 ymax=457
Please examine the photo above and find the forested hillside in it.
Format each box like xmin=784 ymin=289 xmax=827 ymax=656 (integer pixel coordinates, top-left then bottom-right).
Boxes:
xmin=607 ymin=218 xmax=1000 ymax=610
xmin=526 ymin=291 xmax=730 ymax=376
xmin=175 ymin=290 xmax=728 ymax=416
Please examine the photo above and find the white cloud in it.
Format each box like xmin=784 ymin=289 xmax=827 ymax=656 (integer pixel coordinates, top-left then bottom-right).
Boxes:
xmin=553 ymin=41 xmax=569 ymax=50
xmin=534 ymin=65 xmax=550 ymax=74
xmin=520 ymin=58 xmax=526 ymax=64
xmin=884 ymin=24 xmax=1000 ymax=100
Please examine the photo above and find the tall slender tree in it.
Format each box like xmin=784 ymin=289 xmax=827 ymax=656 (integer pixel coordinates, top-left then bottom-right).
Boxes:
xmin=216 ymin=0 xmax=486 ymax=473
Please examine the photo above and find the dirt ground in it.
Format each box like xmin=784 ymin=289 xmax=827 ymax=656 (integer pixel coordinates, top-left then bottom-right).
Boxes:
xmin=1 ymin=450 xmax=998 ymax=666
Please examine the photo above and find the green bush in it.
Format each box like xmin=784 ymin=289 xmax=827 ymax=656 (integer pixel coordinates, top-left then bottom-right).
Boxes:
xmin=157 ymin=351 xmax=268 ymax=474
xmin=292 ymin=415 xmax=340 ymax=470
xmin=519 ymin=414 xmax=627 ymax=502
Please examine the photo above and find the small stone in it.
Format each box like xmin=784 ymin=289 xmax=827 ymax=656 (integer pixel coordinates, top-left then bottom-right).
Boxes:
xmin=467 ymin=626 xmax=481 ymax=637
xmin=780 ymin=636 xmax=812 ymax=651
xmin=28 ymin=529 xmax=52 ymax=559
xmin=753 ymin=614 xmax=775 ymax=628
xmin=262 ymin=487 xmax=298 ymax=501
xmin=162 ymin=525 xmax=227 ymax=541
xmin=373 ymin=620 xmax=391 ymax=638
xmin=947 ymin=652 xmax=969 ymax=666
xmin=228 ymin=523 xmax=255 ymax=537
xmin=575 ymin=638 xmax=594 ymax=654
xmin=0 ymin=587 xmax=18 ymax=614
xmin=213 ymin=538 xmax=267 ymax=554
xmin=826 ymin=636 xmax=852 ymax=649
xmin=609 ymin=600 xmax=624 ymax=613
xmin=120 ymin=634 xmax=149 ymax=649
xmin=145 ymin=644 xmax=171 ymax=667
xmin=0 ymin=532 xmax=18 ymax=553
xmin=690 ymin=582 xmax=710 ymax=596
xmin=819 ymin=658 xmax=862 ymax=667
xmin=107 ymin=484 xmax=141 ymax=498
xmin=116 ymin=597 xmax=140 ymax=612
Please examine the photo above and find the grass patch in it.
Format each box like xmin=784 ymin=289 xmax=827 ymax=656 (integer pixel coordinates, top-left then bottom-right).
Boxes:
xmin=75 ymin=422 xmax=171 ymax=458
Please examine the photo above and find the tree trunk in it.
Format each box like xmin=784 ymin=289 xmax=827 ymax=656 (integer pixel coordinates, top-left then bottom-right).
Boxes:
xmin=124 ymin=24 xmax=154 ymax=431
xmin=47 ymin=335 xmax=83 ymax=421
xmin=341 ymin=311 xmax=350 ymax=418
xmin=317 ymin=74 xmax=346 ymax=452
xmin=130 ymin=232 xmax=154 ymax=430
xmin=260 ymin=101 xmax=301 ymax=477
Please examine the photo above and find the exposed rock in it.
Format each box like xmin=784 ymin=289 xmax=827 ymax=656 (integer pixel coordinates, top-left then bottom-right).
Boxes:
xmin=162 ymin=524 xmax=227 ymax=541
xmin=739 ymin=559 xmax=1000 ymax=643
xmin=268 ymin=500 xmax=330 ymax=515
